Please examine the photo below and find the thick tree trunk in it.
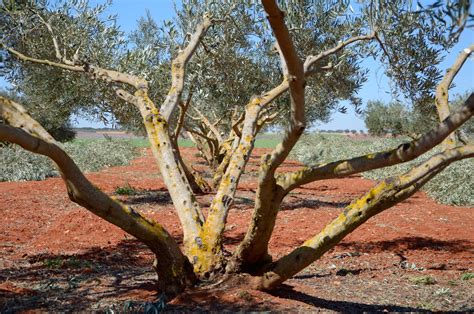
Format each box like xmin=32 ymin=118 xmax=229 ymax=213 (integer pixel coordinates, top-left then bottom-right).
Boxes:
xmin=0 ymin=102 xmax=197 ymax=296
xmin=227 ymin=167 xmax=283 ymax=273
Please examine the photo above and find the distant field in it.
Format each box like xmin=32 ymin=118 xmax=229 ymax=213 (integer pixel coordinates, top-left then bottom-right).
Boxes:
xmin=75 ymin=129 xmax=283 ymax=149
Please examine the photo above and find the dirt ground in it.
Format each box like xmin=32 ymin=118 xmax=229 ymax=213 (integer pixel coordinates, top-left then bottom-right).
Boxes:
xmin=1 ymin=148 xmax=473 ymax=312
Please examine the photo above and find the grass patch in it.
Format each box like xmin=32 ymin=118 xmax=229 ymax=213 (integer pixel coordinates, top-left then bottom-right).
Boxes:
xmin=254 ymin=133 xmax=282 ymax=148
xmin=409 ymin=275 xmax=437 ymax=285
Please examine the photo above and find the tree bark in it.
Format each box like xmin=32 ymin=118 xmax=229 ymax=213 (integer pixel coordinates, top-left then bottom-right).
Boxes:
xmin=435 ymin=44 xmax=473 ymax=148
xmin=0 ymin=100 xmax=196 ymax=295
xmin=256 ymin=145 xmax=474 ymax=289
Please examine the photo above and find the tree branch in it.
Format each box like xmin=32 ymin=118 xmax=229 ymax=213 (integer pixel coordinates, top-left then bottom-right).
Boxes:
xmin=258 ymin=145 xmax=474 ymax=289
xmin=173 ymin=90 xmax=194 ymax=141
xmin=261 ymin=0 xmax=305 ymax=176
xmin=160 ymin=15 xmax=213 ymax=121
xmin=0 ymin=97 xmax=195 ymax=295
xmin=3 ymin=45 xmax=148 ymax=90
xmin=304 ymin=32 xmax=376 ymax=73
xmin=192 ymin=106 xmax=223 ymax=143
xmin=279 ymin=92 xmax=474 ymax=192
xmin=435 ymin=43 xmax=474 ymax=148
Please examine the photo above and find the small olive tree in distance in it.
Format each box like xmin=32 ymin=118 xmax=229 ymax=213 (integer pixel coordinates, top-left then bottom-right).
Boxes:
xmin=0 ymin=0 xmax=473 ymax=297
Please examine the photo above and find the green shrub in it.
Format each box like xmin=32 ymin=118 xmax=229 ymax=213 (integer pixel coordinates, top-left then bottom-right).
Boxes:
xmin=0 ymin=139 xmax=140 ymax=182
xmin=292 ymin=134 xmax=473 ymax=206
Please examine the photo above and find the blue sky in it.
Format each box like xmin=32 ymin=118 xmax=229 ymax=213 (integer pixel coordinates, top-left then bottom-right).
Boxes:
xmin=2 ymin=0 xmax=473 ymax=130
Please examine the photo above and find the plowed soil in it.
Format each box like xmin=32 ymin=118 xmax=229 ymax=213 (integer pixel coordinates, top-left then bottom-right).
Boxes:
xmin=1 ymin=148 xmax=473 ymax=312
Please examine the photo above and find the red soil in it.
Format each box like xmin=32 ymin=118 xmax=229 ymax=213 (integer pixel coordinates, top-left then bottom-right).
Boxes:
xmin=1 ymin=148 xmax=473 ymax=312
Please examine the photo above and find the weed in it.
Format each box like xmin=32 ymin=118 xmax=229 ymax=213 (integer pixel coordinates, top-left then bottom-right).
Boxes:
xmin=43 ymin=258 xmax=64 ymax=269
xmin=409 ymin=275 xmax=436 ymax=285
xmin=42 ymin=257 xmax=91 ymax=269
xmin=460 ymin=272 xmax=474 ymax=281
xmin=114 ymin=183 xmax=137 ymax=195
xmin=419 ymin=302 xmax=434 ymax=311
xmin=433 ymin=287 xmax=451 ymax=296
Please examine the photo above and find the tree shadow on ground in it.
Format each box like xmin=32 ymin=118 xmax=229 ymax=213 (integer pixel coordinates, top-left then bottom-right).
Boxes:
xmin=118 ymin=189 xmax=173 ymax=206
xmin=222 ymin=233 xmax=245 ymax=246
xmin=338 ymin=236 xmax=473 ymax=254
xmin=0 ymin=240 xmax=160 ymax=312
xmin=281 ymin=197 xmax=350 ymax=210
xmin=269 ymin=284 xmax=430 ymax=312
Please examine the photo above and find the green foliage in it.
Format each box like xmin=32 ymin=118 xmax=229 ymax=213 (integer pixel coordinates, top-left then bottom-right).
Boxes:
xmin=42 ymin=256 xmax=91 ymax=269
xmin=364 ymin=93 xmax=474 ymax=139
xmin=364 ymin=101 xmax=409 ymax=136
xmin=1 ymin=0 xmax=466 ymax=145
xmin=423 ymin=159 xmax=474 ymax=206
xmin=292 ymin=133 xmax=474 ymax=206
xmin=1 ymin=0 xmax=127 ymax=133
xmin=3 ymin=0 xmax=450 ymax=136
xmin=363 ymin=100 xmax=437 ymax=137
xmin=460 ymin=273 xmax=474 ymax=281
xmin=0 ymin=139 xmax=140 ymax=181
xmin=64 ymin=139 xmax=139 ymax=172
xmin=365 ymin=1 xmax=460 ymax=110
xmin=451 ymin=92 xmax=474 ymax=138
xmin=114 ymin=183 xmax=137 ymax=196
xmin=0 ymin=89 xmax=77 ymax=142
xmin=0 ymin=145 xmax=55 ymax=181
xmin=292 ymin=133 xmax=407 ymax=165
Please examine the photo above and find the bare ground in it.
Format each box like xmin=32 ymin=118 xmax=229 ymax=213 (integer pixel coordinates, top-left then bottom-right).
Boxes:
xmin=1 ymin=148 xmax=473 ymax=312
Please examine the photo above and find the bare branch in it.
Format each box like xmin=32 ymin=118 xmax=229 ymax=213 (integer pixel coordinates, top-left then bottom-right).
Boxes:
xmin=3 ymin=45 xmax=148 ymax=90
xmin=435 ymin=43 xmax=474 ymax=148
xmin=192 ymin=106 xmax=223 ymax=143
xmin=160 ymin=15 xmax=213 ymax=121
xmin=304 ymin=32 xmax=376 ymax=73
xmin=115 ymin=88 xmax=142 ymax=107
xmin=173 ymin=101 xmax=190 ymax=141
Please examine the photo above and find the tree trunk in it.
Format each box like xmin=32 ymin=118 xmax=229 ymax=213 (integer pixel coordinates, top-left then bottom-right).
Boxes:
xmin=172 ymin=137 xmax=211 ymax=194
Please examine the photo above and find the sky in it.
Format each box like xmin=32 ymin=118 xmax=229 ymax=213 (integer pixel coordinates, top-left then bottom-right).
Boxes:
xmin=2 ymin=0 xmax=473 ymax=130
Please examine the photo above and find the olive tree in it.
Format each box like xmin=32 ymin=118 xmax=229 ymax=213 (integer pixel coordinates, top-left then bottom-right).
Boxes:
xmin=364 ymin=101 xmax=411 ymax=136
xmin=1 ymin=0 xmax=473 ymax=297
